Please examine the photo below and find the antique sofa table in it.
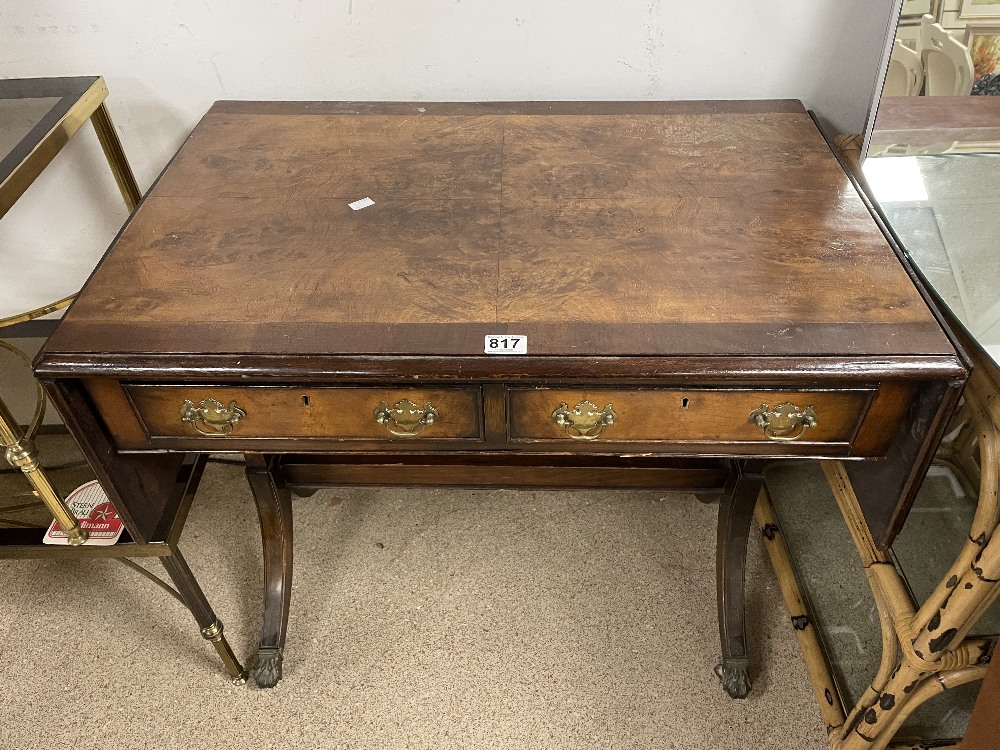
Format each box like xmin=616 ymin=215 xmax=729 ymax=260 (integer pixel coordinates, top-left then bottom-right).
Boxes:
xmin=34 ymin=101 xmax=966 ymax=693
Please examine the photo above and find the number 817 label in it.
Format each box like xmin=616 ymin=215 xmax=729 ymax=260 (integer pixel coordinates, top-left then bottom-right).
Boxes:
xmin=484 ymin=335 xmax=527 ymax=354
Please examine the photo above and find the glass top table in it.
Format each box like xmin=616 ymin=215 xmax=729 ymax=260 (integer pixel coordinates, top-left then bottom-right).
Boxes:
xmin=0 ymin=78 xmax=247 ymax=682
xmin=0 ymin=75 xmax=141 ymax=328
xmin=864 ymin=95 xmax=1000 ymax=369
xmin=864 ymin=151 xmax=1000 ymax=368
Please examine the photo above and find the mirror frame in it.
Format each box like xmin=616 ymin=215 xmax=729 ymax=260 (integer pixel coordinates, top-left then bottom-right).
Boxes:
xmin=860 ymin=0 xmax=908 ymax=160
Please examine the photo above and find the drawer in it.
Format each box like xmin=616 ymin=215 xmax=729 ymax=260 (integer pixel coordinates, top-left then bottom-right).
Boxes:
xmin=507 ymin=388 xmax=873 ymax=445
xmin=123 ymin=385 xmax=482 ymax=442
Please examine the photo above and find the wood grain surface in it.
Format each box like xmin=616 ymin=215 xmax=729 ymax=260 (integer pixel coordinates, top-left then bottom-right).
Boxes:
xmin=125 ymin=384 xmax=482 ymax=441
xmin=42 ymin=100 xmax=953 ymax=360
xmin=507 ymin=387 xmax=871 ymax=444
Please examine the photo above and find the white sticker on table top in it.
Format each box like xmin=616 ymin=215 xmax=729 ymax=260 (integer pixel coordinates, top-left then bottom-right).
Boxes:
xmin=43 ymin=479 xmax=124 ymax=546
xmin=485 ymin=335 xmax=527 ymax=355
xmin=348 ymin=196 xmax=375 ymax=210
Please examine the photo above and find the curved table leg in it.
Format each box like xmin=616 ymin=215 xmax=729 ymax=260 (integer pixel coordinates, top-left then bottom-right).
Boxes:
xmin=245 ymin=454 xmax=293 ymax=688
xmin=715 ymin=461 xmax=764 ymax=699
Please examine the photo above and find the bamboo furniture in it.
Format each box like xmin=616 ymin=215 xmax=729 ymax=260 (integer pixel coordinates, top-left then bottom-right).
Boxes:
xmin=0 ymin=76 xmax=246 ymax=684
xmin=755 ymin=129 xmax=1000 ymax=748
xmin=757 ymin=322 xmax=998 ymax=750
xmin=34 ymin=101 xmax=965 ymax=699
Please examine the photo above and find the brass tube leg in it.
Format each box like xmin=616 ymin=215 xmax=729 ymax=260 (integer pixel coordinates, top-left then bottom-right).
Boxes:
xmin=200 ymin=620 xmax=247 ymax=685
xmin=160 ymin=549 xmax=248 ymax=684
xmin=0 ymin=398 xmax=87 ymax=545
xmin=89 ymin=102 xmax=142 ymax=211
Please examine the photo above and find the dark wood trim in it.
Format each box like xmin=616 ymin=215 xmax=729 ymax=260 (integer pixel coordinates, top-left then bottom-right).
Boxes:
xmin=279 ymin=454 xmax=730 ymax=491
xmin=482 ymin=383 xmax=507 ymax=445
xmin=245 ymin=454 xmax=293 ymax=688
xmin=715 ymin=460 xmax=764 ymax=698
xmin=125 ymin=438 xmax=859 ymax=458
xmin=208 ymin=99 xmax=808 ymax=118
xmin=42 ymin=320 xmax=956 ymax=360
xmin=34 ymin=353 xmax=966 ymax=383
xmin=41 ymin=378 xmax=188 ymax=543
xmin=847 ymin=377 xmax=965 ymax=550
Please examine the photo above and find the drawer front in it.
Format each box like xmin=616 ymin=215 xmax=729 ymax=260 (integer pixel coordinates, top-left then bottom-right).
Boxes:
xmin=124 ymin=385 xmax=482 ymax=442
xmin=507 ymin=388 xmax=873 ymax=445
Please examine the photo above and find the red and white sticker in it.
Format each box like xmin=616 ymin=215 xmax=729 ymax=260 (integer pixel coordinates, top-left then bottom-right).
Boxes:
xmin=44 ymin=480 xmax=124 ymax=546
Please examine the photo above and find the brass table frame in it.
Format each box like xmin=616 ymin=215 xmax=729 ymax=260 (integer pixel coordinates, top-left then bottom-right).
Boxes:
xmin=0 ymin=76 xmax=141 ymax=540
xmin=0 ymin=454 xmax=247 ymax=683
xmin=1 ymin=75 xmax=142 ymax=327
xmin=0 ymin=76 xmax=246 ymax=683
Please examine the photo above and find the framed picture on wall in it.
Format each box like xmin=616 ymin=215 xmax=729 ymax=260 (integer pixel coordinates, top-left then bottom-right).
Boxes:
xmin=900 ymin=0 xmax=942 ymax=24
xmin=964 ymin=24 xmax=1000 ymax=87
xmin=961 ymin=1 xmax=1000 ymax=19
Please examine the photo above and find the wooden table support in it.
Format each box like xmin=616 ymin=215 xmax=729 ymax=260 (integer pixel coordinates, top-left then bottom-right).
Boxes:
xmin=244 ymin=454 xmax=293 ymax=688
xmin=715 ymin=461 xmax=765 ymax=698
xmin=246 ymin=453 xmax=764 ymax=695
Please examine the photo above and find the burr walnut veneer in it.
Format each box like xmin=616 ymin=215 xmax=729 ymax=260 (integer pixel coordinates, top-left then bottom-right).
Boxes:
xmin=34 ymin=101 xmax=967 ymax=695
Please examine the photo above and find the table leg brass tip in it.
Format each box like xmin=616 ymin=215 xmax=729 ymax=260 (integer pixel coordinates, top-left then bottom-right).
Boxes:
xmin=66 ymin=528 xmax=89 ymax=545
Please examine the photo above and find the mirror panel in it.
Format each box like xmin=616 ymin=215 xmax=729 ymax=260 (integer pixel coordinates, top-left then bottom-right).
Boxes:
xmin=865 ymin=0 xmax=1000 ymax=363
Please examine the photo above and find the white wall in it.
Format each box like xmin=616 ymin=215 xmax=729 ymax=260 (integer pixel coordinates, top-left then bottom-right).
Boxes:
xmin=1 ymin=0 xmax=896 ymax=319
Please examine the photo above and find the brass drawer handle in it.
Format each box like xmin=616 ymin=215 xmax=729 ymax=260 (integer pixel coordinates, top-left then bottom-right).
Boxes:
xmin=749 ymin=402 xmax=817 ymax=441
xmin=180 ymin=397 xmax=246 ymax=437
xmin=551 ymin=400 xmax=617 ymax=441
xmin=374 ymin=399 xmax=438 ymax=437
